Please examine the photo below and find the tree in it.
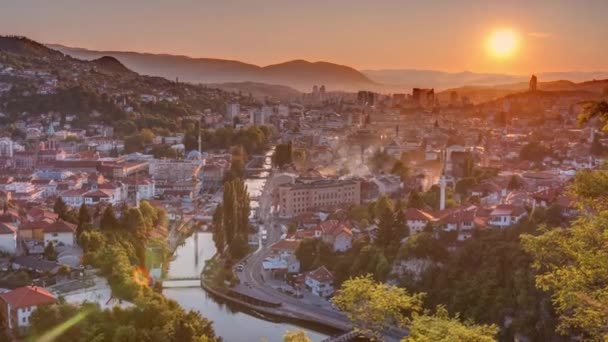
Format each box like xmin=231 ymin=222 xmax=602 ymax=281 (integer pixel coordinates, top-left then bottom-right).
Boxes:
xmin=283 ymin=330 xmax=312 ymax=342
xmin=222 ymin=182 xmax=236 ymax=245
xmin=77 ymin=204 xmax=91 ymax=238
xmin=405 ymin=306 xmax=497 ymax=342
xmin=212 ymin=203 xmax=225 ymax=254
xmin=272 ymin=142 xmax=293 ymax=168
xmin=100 ymin=206 xmax=118 ymax=230
xmin=53 ymin=197 xmax=68 ymax=220
xmin=591 ymin=136 xmax=605 ymax=156
xmin=520 ymin=142 xmax=550 ymax=162
xmin=507 ymin=175 xmax=523 ymax=191
xmin=407 ymin=190 xmax=425 ymax=210
xmin=522 ymin=212 xmax=608 ymax=339
xmin=455 ymin=177 xmax=477 ymax=198
xmin=374 ymin=195 xmax=394 ymax=249
xmin=44 ymin=242 xmax=57 ymax=261
xmin=391 ymin=160 xmax=410 ymax=181
xmin=578 ymin=100 xmax=608 ymax=131
xmin=332 ymin=275 xmax=424 ymax=339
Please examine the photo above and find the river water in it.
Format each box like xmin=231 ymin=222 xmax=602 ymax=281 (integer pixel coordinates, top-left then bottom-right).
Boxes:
xmin=164 ymin=149 xmax=331 ymax=342
xmin=163 ymin=233 xmax=331 ymax=342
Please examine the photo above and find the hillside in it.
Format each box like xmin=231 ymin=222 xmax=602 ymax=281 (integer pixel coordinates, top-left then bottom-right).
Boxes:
xmin=0 ymin=35 xmax=253 ymax=136
xmin=49 ymin=44 xmax=376 ymax=92
xmin=91 ymin=56 xmax=135 ymax=75
xmin=207 ymin=82 xmax=300 ymax=100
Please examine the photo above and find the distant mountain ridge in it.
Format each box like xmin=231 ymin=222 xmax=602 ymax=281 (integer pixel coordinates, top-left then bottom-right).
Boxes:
xmin=48 ymin=44 xmax=375 ymax=92
xmin=362 ymin=69 xmax=608 ymax=91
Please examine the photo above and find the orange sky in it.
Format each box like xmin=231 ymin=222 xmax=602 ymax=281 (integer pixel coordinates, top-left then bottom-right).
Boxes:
xmin=0 ymin=0 xmax=607 ymax=73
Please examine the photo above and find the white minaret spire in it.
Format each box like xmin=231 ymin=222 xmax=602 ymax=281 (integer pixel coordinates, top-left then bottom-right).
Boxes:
xmin=439 ymin=149 xmax=447 ymax=211
xmin=198 ymin=116 xmax=202 ymax=154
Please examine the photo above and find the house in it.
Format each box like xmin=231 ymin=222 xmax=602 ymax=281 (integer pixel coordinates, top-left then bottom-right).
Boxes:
xmin=0 ymin=286 xmax=57 ymax=331
xmin=488 ymin=204 xmax=527 ymax=228
xmin=372 ymin=175 xmax=401 ymax=195
xmin=305 ymin=266 xmax=334 ymax=298
xmin=43 ymin=220 xmax=76 ymax=246
xmin=0 ymin=222 xmax=17 ymax=254
xmin=18 ymin=221 xmax=49 ymax=241
xmin=315 ymin=220 xmax=353 ymax=252
xmin=436 ymin=207 xmax=476 ymax=241
xmin=403 ymin=208 xmax=437 ymax=235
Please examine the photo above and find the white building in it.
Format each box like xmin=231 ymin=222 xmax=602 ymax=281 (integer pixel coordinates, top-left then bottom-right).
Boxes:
xmin=43 ymin=220 xmax=76 ymax=246
xmin=305 ymin=266 xmax=334 ymax=298
xmin=403 ymin=208 xmax=437 ymax=235
xmin=0 ymin=286 xmax=57 ymax=330
xmin=488 ymin=204 xmax=527 ymax=228
xmin=226 ymin=103 xmax=240 ymax=121
xmin=0 ymin=223 xmax=17 ymax=254
xmin=0 ymin=137 xmax=14 ymax=157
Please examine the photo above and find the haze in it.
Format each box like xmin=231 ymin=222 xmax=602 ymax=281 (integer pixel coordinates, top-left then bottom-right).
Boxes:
xmin=0 ymin=0 xmax=607 ymax=73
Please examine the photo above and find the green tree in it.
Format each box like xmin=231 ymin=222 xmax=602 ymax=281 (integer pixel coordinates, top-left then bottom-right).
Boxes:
xmin=405 ymin=306 xmax=497 ymax=342
xmin=522 ymin=213 xmax=608 ymax=339
xmin=332 ymin=275 xmax=424 ymax=339
xmin=407 ymin=190 xmax=425 ymax=210
xmin=578 ymin=100 xmax=608 ymax=131
xmin=44 ymin=242 xmax=57 ymax=261
xmin=222 ymin=182 xmax=236 ymax=245
xmin=283 ymin=330 xmax=312 ymax=342
xmin=391 ymin=160 xmax=410 ymax=181
xmin=374 ymin=195 xmax=394 ymax=249
xmin=507 ymin=175 xmax=523 ymax=191
xmin=53 ymin=197 xmax=68 ymax=220
xmin=77 ymin=203 xmax=91 ymax=238
xmin=212 ymin=203 xmax=225 ymax=254
xmin=100 ymin=206 xmax=118 ymax=230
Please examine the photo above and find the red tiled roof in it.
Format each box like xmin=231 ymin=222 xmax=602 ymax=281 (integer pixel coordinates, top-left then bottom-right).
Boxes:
xmin=307 ymin=266 xmax=333 ymax=283
xmin=0 ymin=222 xmax=16 ymax=234
xmin=44 ymin=220 xmax=76 ymax=233
xmin=0 ymin=286 xmax=57 ymax=309
xmin=403 ymin=208 xmax=436 ymax=222
xmin=270 ymin=239 xmax=300 ymax=252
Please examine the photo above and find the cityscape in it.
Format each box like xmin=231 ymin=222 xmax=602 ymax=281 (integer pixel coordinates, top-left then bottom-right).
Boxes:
xmin=0 ymin=1 xmax=607 ymax=341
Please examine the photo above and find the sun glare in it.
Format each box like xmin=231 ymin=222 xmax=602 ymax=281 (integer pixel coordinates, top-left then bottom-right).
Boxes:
xmin=487 ymin=28 xmax=519 ymax=58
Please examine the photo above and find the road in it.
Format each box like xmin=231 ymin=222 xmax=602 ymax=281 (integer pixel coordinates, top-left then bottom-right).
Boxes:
xmin=235 ymin=172 xmax=406 ymax=341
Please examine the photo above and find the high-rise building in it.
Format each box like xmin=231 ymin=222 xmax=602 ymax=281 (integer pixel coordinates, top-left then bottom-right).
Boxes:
xmin=0 ymin=138 xmax=14 ymax=157
xmin=529 ymin=74 xmax=538 ymax=92
xmin=226 ymin=103 xmax=240 ymax=120
xmin=412 ymin=88 xmax=435 ymax=107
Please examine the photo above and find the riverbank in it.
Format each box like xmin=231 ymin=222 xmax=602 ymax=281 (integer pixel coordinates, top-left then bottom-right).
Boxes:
xmin=164 ymin=232 xmax=332 ymax=341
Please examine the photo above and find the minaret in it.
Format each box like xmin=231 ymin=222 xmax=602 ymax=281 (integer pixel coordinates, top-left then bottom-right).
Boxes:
xmin=439 ymin=150 xmax=447 ymax=211
xmin=198 ymin=116 xmax=202 ymax=154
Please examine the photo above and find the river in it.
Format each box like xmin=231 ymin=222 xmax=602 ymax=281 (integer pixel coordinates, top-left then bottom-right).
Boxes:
xmin=164 ymin=148 xmax=331 ymax=341
xmin=163 ymin=233 xmax=331 ymax=342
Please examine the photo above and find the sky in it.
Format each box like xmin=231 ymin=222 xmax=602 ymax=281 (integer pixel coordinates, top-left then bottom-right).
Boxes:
xmin=0 ymin=0 xmax=607 ymax=74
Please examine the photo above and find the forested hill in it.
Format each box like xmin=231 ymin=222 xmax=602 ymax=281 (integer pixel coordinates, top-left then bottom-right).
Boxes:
xmin=0 ymin=35 xmax=254 ymax=136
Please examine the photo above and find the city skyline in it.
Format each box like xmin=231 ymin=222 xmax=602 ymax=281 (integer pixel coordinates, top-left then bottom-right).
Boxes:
xmin=0 ymin=0 xmax=607 ymax=74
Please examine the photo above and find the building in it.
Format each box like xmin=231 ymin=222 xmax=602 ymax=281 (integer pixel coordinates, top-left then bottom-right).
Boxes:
xmin=226 ymin=103 xmax=240 ymax=121
xmin=278 ymin=179 xmax=361 ymax=218
xmin=488 ymin=204 xmax=527 ymax=228
xmin=314 ymin=220 xmax=353 ymax=252
xmin=530 ymin=74 xmax=538 ymax=92
xmin=43 ymin=220 xmax=76 ymax=246
xmin=412 ymin=88 xmax=435 ymax=107
xmin=0 ymin=137 xmax=14 ymax=157
xmin=0 ymin=222 xmax=17 ymax=254
xmin=305 ymin=266 xmax=334 ymax=298
xmin=149 ymin=159 xmax=203 ymax=182
xmin=403 ymin=208 xmax=437 ymax=235
xmin=0 ymin=286 xmax=57 ymax=331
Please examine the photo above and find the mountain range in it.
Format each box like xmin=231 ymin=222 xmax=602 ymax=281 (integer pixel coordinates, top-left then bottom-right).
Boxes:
xmin=48 ymin=44 xmax=374 ymax=92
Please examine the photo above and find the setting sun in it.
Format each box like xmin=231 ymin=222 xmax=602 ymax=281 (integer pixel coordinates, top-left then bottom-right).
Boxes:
xmin=487 ymin=28 xmax=519 ymax=58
